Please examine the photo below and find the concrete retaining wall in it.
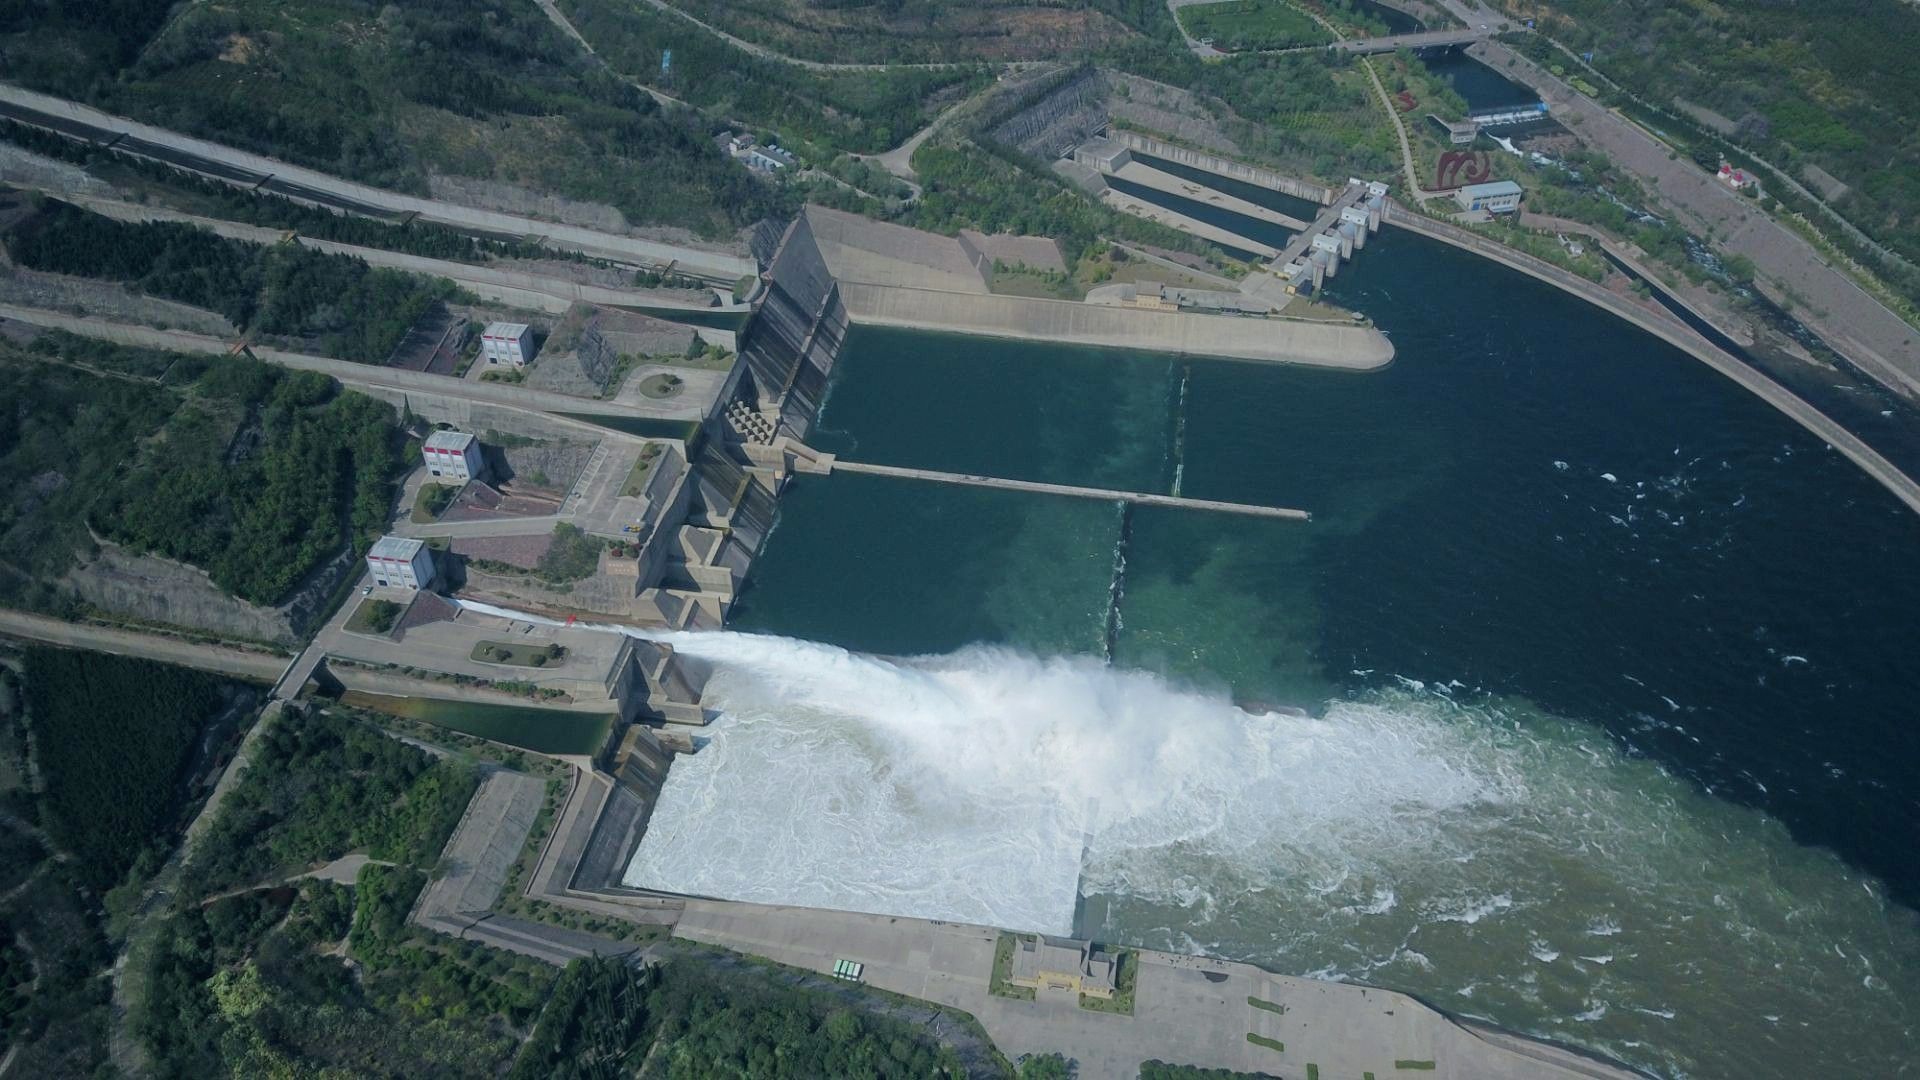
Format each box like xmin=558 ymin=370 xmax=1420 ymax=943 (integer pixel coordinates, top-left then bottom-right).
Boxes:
xmin=838 ymin=283 xmax=1393 ymax=369
xmin=1110 ymin=130 xmax=1334 ymax=205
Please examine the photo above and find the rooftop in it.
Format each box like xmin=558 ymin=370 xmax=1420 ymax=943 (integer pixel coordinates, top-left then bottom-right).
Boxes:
xmin=424 ymin=429 xmax=477 ymax=452
xmin=369 ymin=535 xmax=426 ymax=561
xmin=483 ymin=321 xmax=531 ymax=337
xmin=1459 ymin=179 xmax=1524 ymax=196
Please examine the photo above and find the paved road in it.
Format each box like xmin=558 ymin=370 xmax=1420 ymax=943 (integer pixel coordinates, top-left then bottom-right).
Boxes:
xmin=61 ymin=191 xmax=744 ymax=318
xmin=1468 ymin=41 xmax=1920 ymax=399
xmin=0 ymin=303 xmax=705 ymax=425
xmin=0 ymin=609 xmax=285 ymax=682
xmin=0 ymin=83 xmax=755 ymax=283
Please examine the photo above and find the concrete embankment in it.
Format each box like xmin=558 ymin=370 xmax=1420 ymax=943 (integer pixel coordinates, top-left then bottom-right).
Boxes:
xmin=1108 ymin=130 xmax=1334 ymax=205
xmin=1389 ymin=208 xmax=1920 ymax=517
xmin=838 ymin=282 xmax=1393 ymax=369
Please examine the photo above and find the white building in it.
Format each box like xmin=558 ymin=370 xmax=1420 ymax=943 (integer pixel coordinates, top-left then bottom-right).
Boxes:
xmin=422 ymin=430 xmax=484 ymax=482
xmin=367 ymin=536 xmax=434 ymax=591
xmin=1454 ymin=179 xmax=1523 ymax=214
xmin=481 ymin=322 xmax=535 ymax=367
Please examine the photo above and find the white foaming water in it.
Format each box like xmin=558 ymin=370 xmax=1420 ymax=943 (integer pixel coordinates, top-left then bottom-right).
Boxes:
xmin=616 ymin=629 xmax=1920 ymax=1079
xmin=624 ymin=631 xmax=1514 ymax=931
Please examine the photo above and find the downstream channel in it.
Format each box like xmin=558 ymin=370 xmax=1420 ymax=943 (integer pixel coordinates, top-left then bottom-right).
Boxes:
xmin=628 ymin=228 xmax=1920 ymax=1079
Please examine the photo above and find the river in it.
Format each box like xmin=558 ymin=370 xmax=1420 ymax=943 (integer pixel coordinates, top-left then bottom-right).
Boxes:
xmin=626 ymin=227 xmax=1920 ymax=1078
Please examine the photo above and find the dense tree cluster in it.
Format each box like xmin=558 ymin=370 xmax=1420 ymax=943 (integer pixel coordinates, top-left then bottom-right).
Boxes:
xmin=510 ymin=953 xmax=972 ymax=1079
xmin=21 ymin=647 xmax=239 ymax=892
xmin=139 ymin=879 xmax=529 ymax=1079
xmin=6 ymin=200 xmax=455 ymax=363
xmin=184 ymin=708 xmax=476 ymax=896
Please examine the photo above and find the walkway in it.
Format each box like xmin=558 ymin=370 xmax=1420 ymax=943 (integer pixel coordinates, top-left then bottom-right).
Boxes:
xmin=824 ymin=458 xmax=1312 ymax=520
xmin=0 ymin=83 xmax=755 ymax=283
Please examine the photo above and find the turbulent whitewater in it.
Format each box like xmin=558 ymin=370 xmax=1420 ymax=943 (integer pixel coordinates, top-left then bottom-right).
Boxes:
xmin=624 ymin=630 xmax=1920 ymax=1078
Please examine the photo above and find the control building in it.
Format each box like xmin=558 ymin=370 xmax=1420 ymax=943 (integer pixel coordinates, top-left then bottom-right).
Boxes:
xmin=1007 ymin=936 xmax=1121 ymax=999
xmin=481 ymin=322 xmax=536 ymax=367
xmin=1454 ymin=179 xmax=1524 ymax=215
xmin=423 ymin=430 xmax=484 ymax=482
xmin=366 ymin=536 xmax=434 ymax=591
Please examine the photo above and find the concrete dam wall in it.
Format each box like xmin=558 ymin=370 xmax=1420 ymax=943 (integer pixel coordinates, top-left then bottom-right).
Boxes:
xmin=738 ymin=211 xmax=848 ymax=440
xmin=838 ymin=283 xmax=1394 ymax=369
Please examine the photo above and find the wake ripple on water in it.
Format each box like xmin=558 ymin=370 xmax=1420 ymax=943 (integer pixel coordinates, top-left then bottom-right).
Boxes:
xmin=611 ymin=630 xmax=1920 ymax=1079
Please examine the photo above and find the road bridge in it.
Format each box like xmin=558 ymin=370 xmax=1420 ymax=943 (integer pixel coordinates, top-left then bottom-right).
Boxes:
xmin=1335 ymin=26 xmax=1490 ymax=53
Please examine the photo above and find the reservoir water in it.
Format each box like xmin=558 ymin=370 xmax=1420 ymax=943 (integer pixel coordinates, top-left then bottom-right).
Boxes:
xmin=628 ymin=227 xmax=1920 ymax=1077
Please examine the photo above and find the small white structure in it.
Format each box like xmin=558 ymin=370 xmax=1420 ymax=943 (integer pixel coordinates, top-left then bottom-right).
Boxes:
xmin=1454 ymin=179 xmax=1523 ymax=214
xmin=728 ymin=133 xmax=757 ymax=154
xmin=367 ymin=536 xmax=434 ymax=591
xmin=481 ymin=322 xmax=535 ymax=367
xmin=422 ymin=430 xmax=484 ymax=482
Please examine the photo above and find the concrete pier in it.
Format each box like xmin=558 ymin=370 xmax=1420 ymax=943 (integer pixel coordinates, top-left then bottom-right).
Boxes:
xmin=825 ymin=458 xmax=1311 ymax=520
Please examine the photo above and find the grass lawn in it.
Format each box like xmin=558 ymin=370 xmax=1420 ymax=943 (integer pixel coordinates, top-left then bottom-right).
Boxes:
xmin=470 ymin=641 xmax=565 ymax=668
xmin=1077 ymin=947 xmax=1136 ymax=1014
xmin=1247 ymin=1032 xmax=1286 ymax=1053
xmin=1247 ymin=994 xmax=1287 ymax=1014
xmin=411 ymin=482 xmax=457 ymax=523
xmin=620 ymin=443 xmax=666 ymax=498
xmin=345 ymin=597 xmax=404 ymax=636
xmin=1177 ymin=0 xmax=1333 ymax=50
xmin=989 ymin=932 xmax=1036 ymax=1001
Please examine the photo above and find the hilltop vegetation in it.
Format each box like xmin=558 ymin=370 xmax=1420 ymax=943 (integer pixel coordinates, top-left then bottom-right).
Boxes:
xmin=557 ymin=0 xmax=989 ymax=154
xmin=0 ymin=336 xmax=404 ymax=611
xmin=632 ymin=0 xmax=1138 ymax=65
xmin=6 ymin=199 xmax=456 ymax=363
xmin=0 ymin=0 xmax=780 ymax=238
xmin=1506 ymin=0 xmax=1920 ymax=270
